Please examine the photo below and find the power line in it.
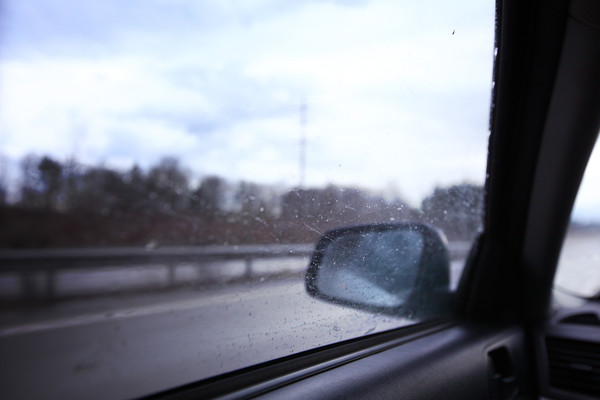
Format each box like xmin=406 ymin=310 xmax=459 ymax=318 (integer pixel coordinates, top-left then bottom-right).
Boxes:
xmin=299 ymin=99 xmax=307 ymax=187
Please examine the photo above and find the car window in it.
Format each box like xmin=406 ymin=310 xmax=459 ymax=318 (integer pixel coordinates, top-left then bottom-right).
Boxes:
xmin=0 ymin=1 xmax=495 ymax=399
xmin=555 ymin=132 xmax=600 ymax=299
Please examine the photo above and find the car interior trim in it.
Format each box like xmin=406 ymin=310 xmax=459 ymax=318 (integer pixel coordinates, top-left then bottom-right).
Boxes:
xmin=523 ymin=5 xmax=600 ymax=320
xmin=142 ymin=320 xmax=457 ymax=400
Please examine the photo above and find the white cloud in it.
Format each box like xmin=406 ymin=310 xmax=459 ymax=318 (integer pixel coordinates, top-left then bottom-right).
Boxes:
xmin=0 ymin=0 xmax=497 ymax=208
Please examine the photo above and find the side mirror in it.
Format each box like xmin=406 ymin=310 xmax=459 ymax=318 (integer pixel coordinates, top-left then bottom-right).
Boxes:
xmin=305 ymin=222 xmax=451 ymax=318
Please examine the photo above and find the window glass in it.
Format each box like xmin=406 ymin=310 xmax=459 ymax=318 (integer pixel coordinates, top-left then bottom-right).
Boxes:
xmin=555 ymin=134 xmax=600 ymax=298
xmin=0 ymin=1 xmax=494 ymax=399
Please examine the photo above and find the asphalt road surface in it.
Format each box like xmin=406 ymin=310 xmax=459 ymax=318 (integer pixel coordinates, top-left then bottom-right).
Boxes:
xmin=0 ymin=277 xmax=411 ymax=400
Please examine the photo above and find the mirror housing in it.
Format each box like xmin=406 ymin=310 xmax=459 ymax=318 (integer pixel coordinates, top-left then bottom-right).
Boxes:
xmin=305 ymin=222 xmax=451 ymax=318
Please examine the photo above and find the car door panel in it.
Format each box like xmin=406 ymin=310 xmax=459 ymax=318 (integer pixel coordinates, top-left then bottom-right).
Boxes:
xmin=255 ymin=323 xmax=532 ymax=400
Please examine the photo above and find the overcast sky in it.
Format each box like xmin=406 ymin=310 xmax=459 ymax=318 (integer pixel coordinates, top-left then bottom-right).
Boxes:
xmin=0 ymin=0 xmax=596 ymax=219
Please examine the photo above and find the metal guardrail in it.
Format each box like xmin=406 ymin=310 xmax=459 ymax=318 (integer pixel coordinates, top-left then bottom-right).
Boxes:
xmin=0 ymin=243 xmax=470 ymax=300
xmin=0 ymin=244 xmax=314 ymax=300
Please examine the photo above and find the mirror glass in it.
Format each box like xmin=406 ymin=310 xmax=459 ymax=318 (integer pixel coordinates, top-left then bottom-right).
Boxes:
xmin=315 ymin=229 xmax=424 ymax=308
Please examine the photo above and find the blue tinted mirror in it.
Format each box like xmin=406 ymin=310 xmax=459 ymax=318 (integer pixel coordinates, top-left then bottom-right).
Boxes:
xmin=306 ymin=223 xmax=451 ymax=317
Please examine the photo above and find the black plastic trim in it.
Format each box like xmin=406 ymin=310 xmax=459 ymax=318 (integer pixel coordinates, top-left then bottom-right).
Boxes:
xmin=141 ymin=319 xmax=456 ymax=400
xmin=256 ymin=323 xmax=531 ymax=400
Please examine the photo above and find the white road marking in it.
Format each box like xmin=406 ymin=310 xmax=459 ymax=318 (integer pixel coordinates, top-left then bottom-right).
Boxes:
xmin=0 ymin=280 xmax=305 ymax=337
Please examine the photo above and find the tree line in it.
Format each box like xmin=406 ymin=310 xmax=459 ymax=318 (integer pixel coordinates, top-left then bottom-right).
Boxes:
xmin=0 ymin=155 xmax=484 ymax=248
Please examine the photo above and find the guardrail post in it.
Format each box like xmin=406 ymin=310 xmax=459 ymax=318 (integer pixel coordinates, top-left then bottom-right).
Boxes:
xmin=167 ymin=263 xmax=176 ymax=286
xmin=45 ymin=269 xmax=56 ymax=301
xmin=20 ymin=271 xmax=36 ymax=300
xmin=244 ymin=257 xmax=253 ymax=278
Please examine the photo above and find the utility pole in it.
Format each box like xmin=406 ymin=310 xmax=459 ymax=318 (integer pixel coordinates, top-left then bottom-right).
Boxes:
xmin=299 ymin=99 xmax=307 ymax=187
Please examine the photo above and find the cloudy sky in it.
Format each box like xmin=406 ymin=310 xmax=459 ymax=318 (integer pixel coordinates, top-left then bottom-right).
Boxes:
xmin=1 ymin=0 xmax=594 ymax=220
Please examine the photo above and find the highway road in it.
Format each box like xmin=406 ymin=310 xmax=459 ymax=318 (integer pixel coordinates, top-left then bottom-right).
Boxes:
xmin=0 ymin=276 xmax=411 ymax=400
xmin=554 ymin=232 xmax=600 ymax=297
